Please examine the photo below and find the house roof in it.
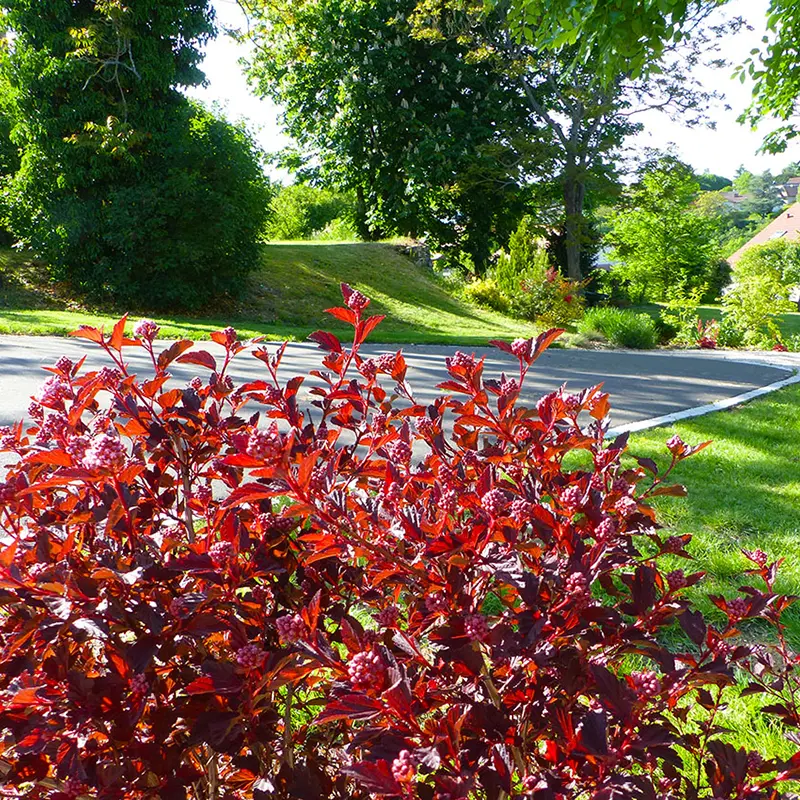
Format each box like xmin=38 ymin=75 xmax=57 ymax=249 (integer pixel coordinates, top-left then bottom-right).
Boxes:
xmin=787 ymin=177 xmax=800 ymax=184
xmin=728 ymin=202 xmax=800 ymax=264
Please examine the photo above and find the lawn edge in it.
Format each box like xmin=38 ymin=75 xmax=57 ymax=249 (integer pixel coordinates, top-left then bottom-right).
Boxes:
xmin=608 ymin=350 xmax=800 ymax=435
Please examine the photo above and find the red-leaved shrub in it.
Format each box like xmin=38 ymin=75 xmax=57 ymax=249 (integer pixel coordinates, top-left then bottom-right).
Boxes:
xmin=1 ymin=284 xmax=799 ymax=800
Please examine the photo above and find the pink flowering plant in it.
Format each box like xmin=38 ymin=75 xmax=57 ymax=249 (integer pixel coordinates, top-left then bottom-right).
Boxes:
xmin=1 ymin=285 xmax=800 ymax=799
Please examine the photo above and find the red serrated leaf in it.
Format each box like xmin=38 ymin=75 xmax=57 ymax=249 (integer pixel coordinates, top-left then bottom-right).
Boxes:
xmin=109 ymin=314 xmax=128 ymax=352
xmin=308 ymin=330 xmax=343 ymax=353
xmin=315 ymin=694 xmax=383 ymax=724
xmin=341 ymin=761 xmax=399 ymax=795
xmin=589 ymin=393 xmax=610 ymax=420
xmin=0 ymin=539 xmax=18 ymax=568
xmin=324 ymin=306 xmax=357 ymax=325
xmin=186 ymin=676 xmax=217 ymax=694
xmin=531 ymin=328 xmax=565 ymax=362
xmin=223 ymin=483 xmax=281 ymax=507
xmin=70 ymin=325 xmax=104 ymax=344
xmin=26 ymin=450 xmax=72 ymax=467
xmin=391 ymin=352 xmax=407 ymax=382
xmin=177 ymin=350 xmax=218 ymax=371
xmin=222 ymin=454 xmax=264 ymax=468
xmin=157 ymin=340 xmax=194 ymax=372
xmin=157 ymin=389 xmax=184 ymax=409
xmin=489 ymin=339 xmax=514 ymax=354
xmin=361 ymin=314 xmax=386 ymax=340
xmin=649 ymin=484 xmax=688 ymax=497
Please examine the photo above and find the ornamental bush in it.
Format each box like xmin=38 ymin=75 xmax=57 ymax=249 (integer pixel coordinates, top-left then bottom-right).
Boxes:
xmin=722 ymin=242 xmax=798 ymax=347
xmin=578 ymin=307 xmax=659 ymax=349
xmin=494 ymin=219 xmax=584 ymax=327
xmin=1 ymin=287 xmax=800 ymax=799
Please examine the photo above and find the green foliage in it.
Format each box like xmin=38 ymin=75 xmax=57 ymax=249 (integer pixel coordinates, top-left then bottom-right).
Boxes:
xmin=312 ymin=217 xmax=360 ymax=241
xmin=0 ymin=0 xmax=272 ymax=309
xmin=607 ymin=155 xmax=721 ymax=302
xmin=492 ymin=216 xmax=584 ymax=326
xmin=461 ymin=277 xmax=509 ymax=313
xmin=245 ymin=0 xmax=535 ymax=270
xmin=266 ymin=184 xmax=356 ymax=241
xmin=500 ymin=0 xmax=715 ymax=82
xmin=694 ymin=189 xmax=772 ymax=262
xmin=741 ymin=0 xmax=800 ymax=151
xmin=494 ymin=216 xmax=544 ymax=297
xmin=660 ymin=284 xmax=707 ymax=346
xmin=696 ymin=171 xmax=731 ymax=192
xmin=578 ymin=307 xmax=658 ymax=349
xmin=0 ymin=112 xmax=17 ymax=246
xmin=722 ymin=241 xmax=797 ymax=345
xmin=716 ymin=314 xmax=745 ymax=348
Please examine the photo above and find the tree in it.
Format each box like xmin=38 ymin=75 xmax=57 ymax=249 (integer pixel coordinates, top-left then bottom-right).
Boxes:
xmin=242 ymin=0 xmax=543 ymax=271
xmin=0 ymin=0 xmax=272 ymax=308
xmin=606 ymin=155 xmax=721 ymax=301
xmin=696 ymin=170 xmax=731 ymax=191
xmin=411 ymin=2 xmax=734 ymax=280
xmin=414 ymin=0 xmax=720 ymax=82
xmin=740 ymin=0 xmax=800 ymax=151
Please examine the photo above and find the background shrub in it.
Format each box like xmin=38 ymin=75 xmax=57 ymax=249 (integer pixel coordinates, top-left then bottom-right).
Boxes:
xmin=722 ymin=242 xmax=796 ymax=346
xmin=494 ymin=216 xmax=584 ymax=326
xmin=265 ymin=183 xmax=357 ymax=240
xmin=4 ymin=104 xmax=273 ymax=310
xmin=660 ymin=284 xmax=707 ymax=347
xmin=1 ymin=296 xmax=799 ymax=798
xmin=0 ymin=0 xmax=273 ymax=310
xmin=579 ymin=306 xmax=659 ymax=348
xmin=461 ymin=277 xmax=510 ymax=311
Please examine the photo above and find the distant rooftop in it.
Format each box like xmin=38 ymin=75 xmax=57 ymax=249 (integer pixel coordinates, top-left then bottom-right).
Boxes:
xmin=728 ymin=202 xmax=800 ymax=264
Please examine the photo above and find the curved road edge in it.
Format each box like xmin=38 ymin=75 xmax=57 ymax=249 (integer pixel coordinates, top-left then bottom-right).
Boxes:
xmin=606 ymin=349 xmax=800 ymax=435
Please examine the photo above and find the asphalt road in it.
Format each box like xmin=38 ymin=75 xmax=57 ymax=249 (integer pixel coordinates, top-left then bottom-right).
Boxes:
xmin=0 ymin=335 xmax=793 ymax=430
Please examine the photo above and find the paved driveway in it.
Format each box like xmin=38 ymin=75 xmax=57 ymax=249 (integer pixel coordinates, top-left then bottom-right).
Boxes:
xmin=0 ymin=335 xmax=794 ymax=430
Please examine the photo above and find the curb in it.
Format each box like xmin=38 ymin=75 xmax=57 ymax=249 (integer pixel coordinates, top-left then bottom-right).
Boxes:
xmin=607 ymin=351 xmax=800 ymax=436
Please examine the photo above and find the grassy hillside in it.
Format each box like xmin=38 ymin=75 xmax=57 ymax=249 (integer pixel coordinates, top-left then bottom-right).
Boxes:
xmin=0 ymin=243 xmax=538 ymax=344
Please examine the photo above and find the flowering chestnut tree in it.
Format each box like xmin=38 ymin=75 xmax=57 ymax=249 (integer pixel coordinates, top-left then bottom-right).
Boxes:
xmin=1 ymin=285 xmax=799 ymax=800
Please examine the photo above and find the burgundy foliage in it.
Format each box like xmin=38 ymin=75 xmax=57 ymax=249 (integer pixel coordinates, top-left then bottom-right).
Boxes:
xmin=1 ymin=285 xmax=799 ymax=800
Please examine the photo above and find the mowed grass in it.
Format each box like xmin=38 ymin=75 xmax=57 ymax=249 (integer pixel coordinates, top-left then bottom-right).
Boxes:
xmin=0 ymin=243 xmax=538 ymax=344
xmin=632 ymin=301 xmax=800 ymax=341
xmin=626 ymin=383 xmax=800 ymax=643
xmin=625 ymin=386 xmax=800 ymax=761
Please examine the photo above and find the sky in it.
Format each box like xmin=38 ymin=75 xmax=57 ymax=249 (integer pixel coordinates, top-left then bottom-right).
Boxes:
xmin=188 ymin=0 xmax=800 ymax=183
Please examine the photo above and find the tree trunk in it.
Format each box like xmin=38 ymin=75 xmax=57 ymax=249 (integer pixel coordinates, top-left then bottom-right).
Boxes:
xmin=563 ymin=171 xmax=585 ymax=281
xmin=354 ymin=184 xmax=372 ymax=241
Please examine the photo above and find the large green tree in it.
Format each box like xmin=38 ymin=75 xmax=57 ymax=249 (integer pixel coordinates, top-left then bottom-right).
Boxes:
xmin=740 ymin=0 xmax=800 ymax=151
xmin=0 ymin=0 xmax=271 ymax=308
xmin=606 ymin=154 xmax=721 ymax=301
xmin=241 ymin=0 xmax=548 ymax=270
xmin=410 ymin=0 xmax=731 ymax=280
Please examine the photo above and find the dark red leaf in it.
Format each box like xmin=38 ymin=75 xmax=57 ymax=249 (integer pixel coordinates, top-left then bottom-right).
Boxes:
xmin=308 ymin=330 xmax=343 ymax=353
xmin=177 ymin=350 xmax=218 ymax=371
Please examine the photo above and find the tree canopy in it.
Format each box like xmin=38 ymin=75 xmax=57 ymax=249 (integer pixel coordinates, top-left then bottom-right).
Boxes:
xmin=0 ymin=0 xmax=271 ymax=308
xmin=243 ymin=0 xmax=545 ymax=268
xmin=606 ymin=155 xmax=722 ymax=301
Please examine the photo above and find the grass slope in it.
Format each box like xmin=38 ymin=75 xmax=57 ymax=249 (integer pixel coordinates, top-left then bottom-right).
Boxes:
xmin=0 ymin=243 xmax=537 ymax=344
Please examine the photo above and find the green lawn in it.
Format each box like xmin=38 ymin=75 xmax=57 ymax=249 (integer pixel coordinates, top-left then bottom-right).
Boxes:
xmin=627 ymin=383 xmax=800 ymax=642
xmin=626 ymin=386 xmax=800 ymax=761
xmin=632 ymin=301 xmax=800 ymax=341
xmin=0 ymin=243 xmax=538 ymax=344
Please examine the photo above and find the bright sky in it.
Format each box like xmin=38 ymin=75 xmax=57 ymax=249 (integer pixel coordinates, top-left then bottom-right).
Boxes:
xmin=188 ymin=0 xmax=800 ymax=182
